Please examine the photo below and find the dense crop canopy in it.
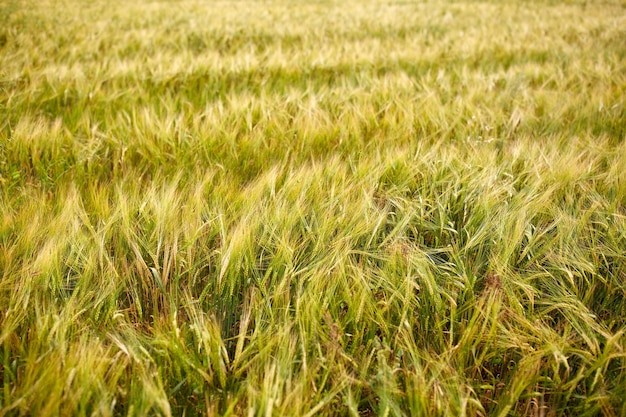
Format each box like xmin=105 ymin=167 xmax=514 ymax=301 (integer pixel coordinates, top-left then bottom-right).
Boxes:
xmin=1 ymin=0 xmax=625 ymax=415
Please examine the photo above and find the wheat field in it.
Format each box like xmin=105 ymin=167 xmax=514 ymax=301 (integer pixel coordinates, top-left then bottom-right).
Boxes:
xmin=1 ymin=0 xmax=626 ymax=415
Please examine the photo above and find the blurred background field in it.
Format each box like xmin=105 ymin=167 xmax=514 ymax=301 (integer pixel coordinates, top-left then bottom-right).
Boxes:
xmin=1 ymin=0 xmax=625 ymax=415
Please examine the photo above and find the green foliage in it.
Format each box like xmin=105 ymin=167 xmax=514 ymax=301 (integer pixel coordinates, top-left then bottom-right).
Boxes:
xmin=1 ymin=0 xmax=625 ymax=415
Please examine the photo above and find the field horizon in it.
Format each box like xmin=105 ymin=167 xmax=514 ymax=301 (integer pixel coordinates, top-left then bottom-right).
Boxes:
xmin=1 ymin=0 xmax=626 ymax=415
